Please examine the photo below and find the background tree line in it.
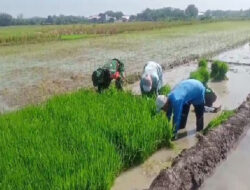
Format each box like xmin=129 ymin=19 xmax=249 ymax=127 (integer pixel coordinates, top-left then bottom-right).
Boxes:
xmin=0 ymin=13 xmax=88 ymax=26
xmin=134 ymin=5 xmax=198 ymax=21
xmin=203 ymin=9 xmax=250 ymax=20
xmin=1 ymin=4 xmax=250 ymax=26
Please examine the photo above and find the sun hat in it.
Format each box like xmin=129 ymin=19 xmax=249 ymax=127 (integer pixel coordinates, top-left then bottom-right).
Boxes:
xmin=142 ymin=74 xmax=152 ymax=92
xmin=156 ymin=95 xmax=168 ymax=113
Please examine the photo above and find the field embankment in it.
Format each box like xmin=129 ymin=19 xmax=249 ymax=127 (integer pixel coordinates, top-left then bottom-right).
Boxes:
xmin=1 ymin=21 xmax=250 ymax=112
xmin=149 ymin=94 xmax=250 ymax=190
xmin=0 ymin=88 xmax=172 ymax=190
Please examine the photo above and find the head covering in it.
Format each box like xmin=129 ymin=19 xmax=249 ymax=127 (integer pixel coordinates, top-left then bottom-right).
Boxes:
xmin=142 ymin=74 xmax=153 ymax=93
xmin=156 ymin=95 xmax=168 ymax=113
xmin=205 ymin=87 xmax=217 ymax=107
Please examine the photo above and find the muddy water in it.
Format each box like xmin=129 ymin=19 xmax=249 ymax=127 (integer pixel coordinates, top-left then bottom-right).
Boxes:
xmin=214 ymin=43 xmax=250 ymax=64
xmin=112 ymin=64 xmax=250 ymax=190
xmin=200 ymin=44 xmax=250 ymax=190
xmin=201 ymin=129 xmax=250 ymax=190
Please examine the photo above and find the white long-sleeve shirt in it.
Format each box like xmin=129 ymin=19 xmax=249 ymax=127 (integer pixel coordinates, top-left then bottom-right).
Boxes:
xmin=140 ymin=61 xmax=163 ymax=95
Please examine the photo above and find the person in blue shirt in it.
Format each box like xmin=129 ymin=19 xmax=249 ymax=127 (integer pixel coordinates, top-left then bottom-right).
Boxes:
xmin=156 ymin=79 xmax=218 ymax=139
xmin=140 ymin=61 xmax=163 ymax=96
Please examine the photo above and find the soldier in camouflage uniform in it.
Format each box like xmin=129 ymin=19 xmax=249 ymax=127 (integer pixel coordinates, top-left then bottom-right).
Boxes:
xmin=92 ymin=58 xmax=125 ymax=92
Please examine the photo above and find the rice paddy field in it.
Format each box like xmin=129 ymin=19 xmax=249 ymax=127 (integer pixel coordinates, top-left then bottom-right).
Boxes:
xmin=1 ymin=21 xmax=250 ymax=112
xmin=0 ymin=21 xmax=191 ymax=45
xmin=0 ymin=21 xmax=250 ymax=111
xmin=1 ymin=20 xmax=250 ymax=190
xmin=0 ymin=88 xmax=171 ymax=189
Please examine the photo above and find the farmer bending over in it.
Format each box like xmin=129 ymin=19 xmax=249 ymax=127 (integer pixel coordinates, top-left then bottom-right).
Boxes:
xmin=92 ymin=58 xmax=125 ymax=92
xmin=156 ymin=79 xmax=219 ymax=139
xmin=140 ymin=61 xmax=163 ymax=96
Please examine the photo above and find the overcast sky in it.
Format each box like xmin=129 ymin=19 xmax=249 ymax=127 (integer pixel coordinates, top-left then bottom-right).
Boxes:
xmin=1 ymin=0 xmax=250 ymax=18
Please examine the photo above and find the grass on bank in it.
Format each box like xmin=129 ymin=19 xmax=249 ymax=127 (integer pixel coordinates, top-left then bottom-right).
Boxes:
xmin=60 ymin=34 xmax=98 ymax=40
xmin=0 ymin=88 xmax=172 ymax=190
xmin=203 ymin=110 xmax=235 ymax=135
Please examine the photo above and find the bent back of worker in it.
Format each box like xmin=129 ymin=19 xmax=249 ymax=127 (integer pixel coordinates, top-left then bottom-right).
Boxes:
xmin=169 ymin=79 xmax=205 ymax=106
xmin=140 ymin=61 xmax=163 ymax=95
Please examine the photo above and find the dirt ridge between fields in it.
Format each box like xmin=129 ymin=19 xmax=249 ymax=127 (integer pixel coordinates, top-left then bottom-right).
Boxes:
xmin=149 ymin=94 xmax=250 ymax=190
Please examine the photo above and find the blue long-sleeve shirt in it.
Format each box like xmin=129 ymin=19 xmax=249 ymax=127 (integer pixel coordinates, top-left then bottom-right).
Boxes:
xmin=167 ymin=79 xmax=205 ymax=131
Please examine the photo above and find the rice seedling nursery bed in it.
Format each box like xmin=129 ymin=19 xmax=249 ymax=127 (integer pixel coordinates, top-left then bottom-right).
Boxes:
xmin=0 ymin=89 xmax=171 ymax=190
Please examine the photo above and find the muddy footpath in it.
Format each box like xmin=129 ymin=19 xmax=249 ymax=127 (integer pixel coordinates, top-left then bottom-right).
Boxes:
xmin=149 ymin=95 xmax=250 ymax=190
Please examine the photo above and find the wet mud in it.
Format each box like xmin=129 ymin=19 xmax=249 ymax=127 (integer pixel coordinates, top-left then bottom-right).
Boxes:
xmin=201 ymin=129 xmax=250 ymax=190
xmin=0 ymin=71 xmax=90 ymax=113
xmin=149 ymin=95 xmax=250 ymax=190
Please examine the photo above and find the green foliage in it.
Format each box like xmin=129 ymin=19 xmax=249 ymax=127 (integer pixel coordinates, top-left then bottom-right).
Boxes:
xmin=190 ymin=59 xmax=210 ymax=85
xmin=203 ymin=110 xmax=235 ymax=135
xmin=198 ymin=59 xmax=208 ymax=68
xmin=136 ymin=7 xmax=186 ymax=21
xmin=190 ymin=67 xmax=210 ymax=85
xmin=61 ymin=34 xmax=97 ymax=40
xmin=0 ymin=89 xmax=172 ymax=190
xmin=159 ymin=85 xmax=171 ymax=95
xmin=0 ymin=21 xmax=198 ymax=45
xmin=0 ymin=13 xmax=13 ymax=26
xmin=185 ymin=4 xmax=199 ymax=18
xmin=210 ymin=61 xmax=229 ymax=81
xmin=142 ymin=85 xmax=171 ymax=99
xmin=204 ymin=9 xmax=250 ymax=20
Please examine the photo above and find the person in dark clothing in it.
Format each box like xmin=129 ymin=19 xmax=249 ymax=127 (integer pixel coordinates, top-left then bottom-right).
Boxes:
xmin=92 ymin=58 xmax=125 ymax=92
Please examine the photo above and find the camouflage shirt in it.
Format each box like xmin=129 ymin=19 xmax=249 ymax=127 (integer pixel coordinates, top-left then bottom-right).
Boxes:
xmin=103 ymin=59 xmax=125 ymax=78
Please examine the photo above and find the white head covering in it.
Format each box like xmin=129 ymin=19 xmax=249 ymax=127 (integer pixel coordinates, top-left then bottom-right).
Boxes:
xmin=156 ymin=95 xmax=168 ymax=112
xmin=142 ymin=74 xmax=152 ymax=92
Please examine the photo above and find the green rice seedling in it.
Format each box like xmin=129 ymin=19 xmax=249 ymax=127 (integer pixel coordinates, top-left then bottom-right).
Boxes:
xmin=210 ymin=61 xmax=229 ymax=81
xmin=198 ymin=59 xmax=208 ymax=68
xmin=0 ymin=89 xmax=172 ymax=189
xmin=190 ymin=67 xmax=210 ymax=86
xmin=141 ymin=85 xmax=171 ymax=99
xmin=159 ymin=85 xmax=171 ymax=95
xmin=203 ymin=110 xmax=235 ymax=135
xmin=190 ymin=59 xmax=210 ymax=86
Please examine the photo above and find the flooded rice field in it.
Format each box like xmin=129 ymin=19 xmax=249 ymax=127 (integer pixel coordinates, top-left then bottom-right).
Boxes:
xmin=201 ymin=44 xmax=250 ymax=190
xmin=1 ymin=22 xmax=250 ymax=113
xmin=112 ymin=44 xmax=250 ymax=190
xmin=214 ymin=43 xmax=250 ymax=65
xmin=1 ymin=24 xmax=250 ymax=189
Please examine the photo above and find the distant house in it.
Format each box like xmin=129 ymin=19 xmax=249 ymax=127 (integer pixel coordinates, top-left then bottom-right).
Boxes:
xmin=88 ymin=14 xmax=117 ymax=23
xmin=122 ymin=15 xmax=130 ymax=22
xmin=198 ymin=12 xmax=205 ymax=16
xmin=105 ymin=15 xmax=117 ymax=22
xmin=88 ymin=15 xmax=101 ymax=22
